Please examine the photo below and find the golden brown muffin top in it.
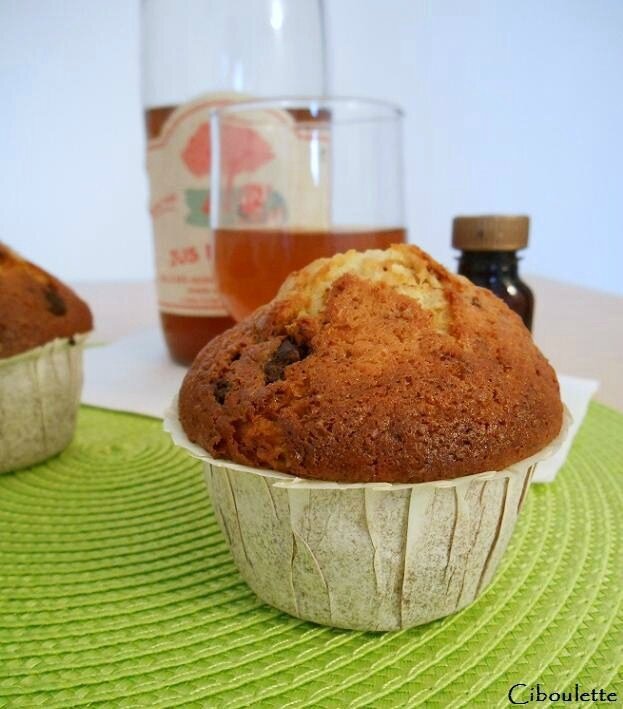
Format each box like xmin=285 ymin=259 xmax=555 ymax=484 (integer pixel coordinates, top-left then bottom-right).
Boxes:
xmin=0 ymin=243 xmax=93 ymax=359
xmin=179 ymin=244 xmax=563 ymax=483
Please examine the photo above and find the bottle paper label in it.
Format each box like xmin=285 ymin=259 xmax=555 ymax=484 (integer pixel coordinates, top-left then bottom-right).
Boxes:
xmin=147 ymin=92 xmax=244 ymax=316
xmin=147 ymin=92 xmax=330 ymax=316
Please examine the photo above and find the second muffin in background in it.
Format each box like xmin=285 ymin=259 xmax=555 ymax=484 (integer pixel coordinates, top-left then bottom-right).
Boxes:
xmin=0 ymin=244 xmax=93 ymax=474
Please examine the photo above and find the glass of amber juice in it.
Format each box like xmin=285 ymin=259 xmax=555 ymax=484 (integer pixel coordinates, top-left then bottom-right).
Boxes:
xmin=210 ymin=98 xmax=405 ymax=321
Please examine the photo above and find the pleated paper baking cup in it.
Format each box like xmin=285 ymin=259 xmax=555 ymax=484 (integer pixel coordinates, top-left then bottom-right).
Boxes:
xmin=165 ymin=401 xmax=570 ymax=631
xmin=0 ymin=335 xmax=88 ymax=474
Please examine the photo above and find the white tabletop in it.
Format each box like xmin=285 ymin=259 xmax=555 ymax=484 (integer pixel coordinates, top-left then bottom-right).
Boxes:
xmin=72 ymin=275 xmax=623 ymax=412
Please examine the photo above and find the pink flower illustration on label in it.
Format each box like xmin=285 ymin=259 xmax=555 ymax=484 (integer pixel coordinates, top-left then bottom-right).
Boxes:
xmin=181 ymin=122 xmax=274 ymax=184
xmin=219 ymin=123 xmax=274 ymax=181
xmin=235 ymin=183 xmax=287 ymax=225
xmin=238 ymin=184 xmax=269 ymax=221
xmin=181 ymin=124 xmax=211 ymax=177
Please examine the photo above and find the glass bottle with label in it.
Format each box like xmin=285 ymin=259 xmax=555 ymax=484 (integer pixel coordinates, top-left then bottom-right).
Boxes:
xmin=452 ymin=215 xmax=535 ymax=331
xmin=142 ymin=0 xmax=327 ymax=364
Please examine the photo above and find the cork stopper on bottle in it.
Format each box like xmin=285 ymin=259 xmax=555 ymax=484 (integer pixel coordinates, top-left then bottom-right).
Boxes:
xmin=452 ymin=215 xmax=530 ymax=251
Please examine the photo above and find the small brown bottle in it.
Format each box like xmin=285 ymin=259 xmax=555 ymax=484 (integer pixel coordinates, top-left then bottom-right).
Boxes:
xmin=452 ymin=215 xmax=534 ymax=331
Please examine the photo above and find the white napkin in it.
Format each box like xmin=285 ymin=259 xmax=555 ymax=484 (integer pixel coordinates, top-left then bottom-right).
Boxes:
xmin=82 ymin=328 xmax=599 ymax=483
xmin=83 ymin=329 xmax=187 ymax=418
xmin=531 ymin=374 xmax=598 ymax=483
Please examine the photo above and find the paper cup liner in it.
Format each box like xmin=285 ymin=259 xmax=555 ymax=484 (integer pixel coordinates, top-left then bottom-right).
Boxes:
xmin=0 ymin=335 xmax=88 ymax=474
xmin=165 ymin=400 xmax=571 ymax=631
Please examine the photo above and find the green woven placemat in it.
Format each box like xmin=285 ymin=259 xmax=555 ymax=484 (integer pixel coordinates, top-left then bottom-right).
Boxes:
xmin=1 ymin=403 xmax=621 ymax=708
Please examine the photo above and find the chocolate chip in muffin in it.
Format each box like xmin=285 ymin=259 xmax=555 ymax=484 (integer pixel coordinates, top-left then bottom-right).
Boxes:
xmin=43 ymin=283 xmax=67 ymax=316
xmin=264 ymin=337 xmax=311 ymax=384
xmin=213 ymin=379 xmax=231 ymax=405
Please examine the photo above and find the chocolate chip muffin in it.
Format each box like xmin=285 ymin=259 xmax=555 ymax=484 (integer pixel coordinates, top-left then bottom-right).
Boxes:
xmin=179 ymin=244 xmax=562 ymax=484
xmin=0 ymin=243 xmax=92 ymax=359
xmin=0 ymin=244 xmax=93 ymax=474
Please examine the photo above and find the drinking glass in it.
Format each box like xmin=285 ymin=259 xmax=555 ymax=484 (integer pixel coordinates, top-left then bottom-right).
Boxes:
xmin=210 ymin=97 xmax=405 ymax=321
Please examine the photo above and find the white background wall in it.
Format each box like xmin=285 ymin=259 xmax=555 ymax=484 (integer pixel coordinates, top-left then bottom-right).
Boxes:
xmin=2 ymin=0 xmax=622 ymax=293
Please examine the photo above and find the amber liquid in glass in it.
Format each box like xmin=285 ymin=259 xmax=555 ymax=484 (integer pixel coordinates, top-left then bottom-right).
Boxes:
xmin=215 ymin=227 xmax=406 ymax=321
xmin=146 ymin=106 xmax=236 ymax=365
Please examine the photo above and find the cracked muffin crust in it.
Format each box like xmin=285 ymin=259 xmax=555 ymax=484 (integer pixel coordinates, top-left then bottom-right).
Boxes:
xmin=0 ymin=243 xmax=93 ymax=359
xmin=179 ymin=244 xmax=563 ymax=483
